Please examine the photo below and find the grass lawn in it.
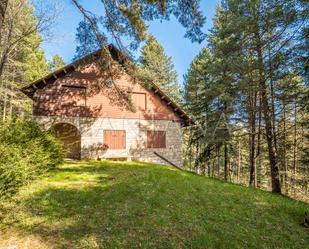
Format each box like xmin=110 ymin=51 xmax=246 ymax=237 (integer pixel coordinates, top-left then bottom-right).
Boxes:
xmin=0 ymin=161 xmax=308 ymax=249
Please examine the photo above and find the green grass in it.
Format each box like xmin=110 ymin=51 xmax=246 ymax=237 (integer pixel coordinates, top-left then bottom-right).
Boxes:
xmin=0 ymin=161 xmax=308 ymax=249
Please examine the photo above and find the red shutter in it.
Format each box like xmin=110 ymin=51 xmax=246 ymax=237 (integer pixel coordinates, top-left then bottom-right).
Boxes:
xmin=104 ymin=130 xmax=126 ymax=149
xmin=147 ymin=131 xmax=166 ymax=148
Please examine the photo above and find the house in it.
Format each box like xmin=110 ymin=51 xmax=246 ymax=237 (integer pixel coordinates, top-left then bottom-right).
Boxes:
xmin=21 ymin=45 xmax=192 ymax=167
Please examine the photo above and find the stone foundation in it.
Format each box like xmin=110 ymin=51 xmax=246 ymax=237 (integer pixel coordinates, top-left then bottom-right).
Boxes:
xmin=37 ymin=116 xmax=183 ymax=167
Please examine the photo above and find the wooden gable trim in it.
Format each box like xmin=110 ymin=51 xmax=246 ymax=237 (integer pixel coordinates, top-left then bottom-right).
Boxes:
xmin=21 ymin=64 xmax=76 ymax=98
xmin=148 ymin=82 xmax=193 ymax=126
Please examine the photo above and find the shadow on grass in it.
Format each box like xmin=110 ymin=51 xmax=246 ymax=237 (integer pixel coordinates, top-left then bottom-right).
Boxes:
xmin=2 ymin=162 xmax=194 ymax=248
xmin=50 ymin=160 xmax=176 ymax=174
xmin=1 ymin=161 xmax=309 ymax=249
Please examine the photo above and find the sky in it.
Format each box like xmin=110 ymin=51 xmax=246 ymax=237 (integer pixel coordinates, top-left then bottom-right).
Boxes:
xmin=40 ymin=0 xmax=221 ymax=85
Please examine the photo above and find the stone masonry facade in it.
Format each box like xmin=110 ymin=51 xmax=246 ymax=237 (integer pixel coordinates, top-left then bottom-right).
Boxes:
xmin=37 ymin=116 xmax=183 ymax=167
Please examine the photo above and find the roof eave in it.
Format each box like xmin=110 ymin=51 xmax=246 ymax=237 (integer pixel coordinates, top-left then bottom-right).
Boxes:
xmin=148 ymin=82 xmax=194 ymax=126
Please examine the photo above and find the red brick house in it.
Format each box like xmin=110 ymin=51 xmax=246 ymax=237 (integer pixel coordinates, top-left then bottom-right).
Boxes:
xmin=21 ymin=45 xmax=191 ymax=167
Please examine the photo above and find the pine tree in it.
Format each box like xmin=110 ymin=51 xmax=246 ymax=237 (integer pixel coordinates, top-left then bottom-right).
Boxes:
xmin=23 ymin=38 xmax=48 ymax=82
xmin=48 ymin=55 xmax=66 ymax=72
xmin=71 ymin=0 xmax=206 ymax=51
xmin=139 ymin=35 xmax=180 ymax=103
xmin=73 ymin=18 xmax=104 ymax=60
xmin=0 ymin=0 xmax=50 ymax=119
xmin=183 ymin=0 xmax=308 ymax=198
xmin=184 ymin=48 xmax=224 ymax=173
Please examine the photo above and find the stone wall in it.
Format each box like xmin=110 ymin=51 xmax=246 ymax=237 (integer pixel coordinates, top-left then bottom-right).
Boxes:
xmin=36 ymin=116 xmax=183 ymax=167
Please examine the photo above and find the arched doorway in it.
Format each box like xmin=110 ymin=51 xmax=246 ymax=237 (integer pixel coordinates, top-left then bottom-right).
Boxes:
xmin=51 ymin=123 xmax=81 ymax=159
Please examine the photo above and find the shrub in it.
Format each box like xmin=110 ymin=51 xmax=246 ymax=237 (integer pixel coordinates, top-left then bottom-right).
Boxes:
xmin=40 ymin=133 xmax=64 ymax=167
xmin=0 ymin=118 xmax=64 ymax=199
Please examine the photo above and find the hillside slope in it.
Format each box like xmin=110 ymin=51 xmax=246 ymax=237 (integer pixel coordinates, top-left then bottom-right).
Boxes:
xmin=0 ymin=161 xmax=308 ymax=248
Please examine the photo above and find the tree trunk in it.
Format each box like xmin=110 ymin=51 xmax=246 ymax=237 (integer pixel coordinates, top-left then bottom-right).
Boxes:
xmin=283 ymin=101 xmax=288 ymax=194
xmin=0 ymin=0 xmax=8 ymax=38
xmin=255 ymin=31 xmax=281 ymax=194
xmin=217 ymin=145 xmax=220 ymax=178
xmin=0 ymin=19 xmax=14 ymax=79
xmin=249 ymin=89 xmax=257 ymax=187
xmin=224 ymin=142 xmax=228 ymax=181
xmin=268 ymin=35 xmax=278 ymax=155
xmin=9 ymin=94 xmax=12 ymax=119
xmin=259 ymin=73 xmax=281 ymax=193
xmin=2 ymin=81 xmax=7 ymax=121
xmin=255 ymin=93 xmax=262 ymax=187
xmin=188 ymin=127 xmax=192 ymax=171
xmin=195 ymin=141 xmax=200 ymax=174
xmin=237 ymin=140 xmax=241 ymax=184
xmin=207 ymin=162 xmax=211 ymax=176
xmin=293 ymin=101 xmax=297 ymax=196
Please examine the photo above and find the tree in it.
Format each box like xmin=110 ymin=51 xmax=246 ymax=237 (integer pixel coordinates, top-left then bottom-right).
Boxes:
xmin=0 ymin=0 xmax=51 ymax=120
xmin=71 ymin=0 xmax=206 ymax=53
xmin=24 ymin=39 xmax=48 ymax=82
xmin=295 ymin=0 xmax=309 ymax=84
xmin=48 ymin=54 xmax=66 ymax=72
xmin=139 ymin=35 xmax=180 ymax=103
xmin=0 ymin=0 xmax=55 ymax=79
xmin=73 ymin=18 xmax=104 ymax=60
xmin=183 ymin=48 xmax=222 ymax=174
xmin=301 ymin=94 xmax=309 ymax=165
xmin=70 ymin=0 xmax=206 ymax=111
xmin=183 ymin=0 xmax=308 ymax=198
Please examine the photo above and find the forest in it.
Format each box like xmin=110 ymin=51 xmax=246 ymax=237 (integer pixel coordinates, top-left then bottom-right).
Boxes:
xmin=182 ymin=0 xmax=309 ymax=202
xmin=0 ymin=0 xmax=308 ymax=247
xmin=0 ymin=0 xmax=308 ymax=203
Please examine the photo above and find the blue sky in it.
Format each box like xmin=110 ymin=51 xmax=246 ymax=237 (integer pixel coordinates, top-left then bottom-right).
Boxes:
xmin=40 ymin=0 xmax=220 ymax=84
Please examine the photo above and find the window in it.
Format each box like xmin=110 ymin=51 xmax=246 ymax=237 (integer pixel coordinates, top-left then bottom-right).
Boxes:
xmin=147 ymin=131 xmax=166 ymax=148
xmin=62 ymin=85 xmax=86 ymax=106
xmin=132 ymin=92 xmax=146 ymax=110
xmin=104 ymin=130 xmax=126 ymax=149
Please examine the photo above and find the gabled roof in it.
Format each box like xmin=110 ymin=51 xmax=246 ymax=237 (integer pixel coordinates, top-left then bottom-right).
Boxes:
xmin=21 ymin=44 xmax=193 ymax=126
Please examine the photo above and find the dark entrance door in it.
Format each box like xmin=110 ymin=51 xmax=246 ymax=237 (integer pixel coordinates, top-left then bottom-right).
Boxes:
xmin=52 ymin=123 xmax=81 ymax=159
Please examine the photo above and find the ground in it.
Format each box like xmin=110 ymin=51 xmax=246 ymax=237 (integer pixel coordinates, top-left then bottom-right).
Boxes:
xmin=0 ymin=161 xmax=308 ymax=249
